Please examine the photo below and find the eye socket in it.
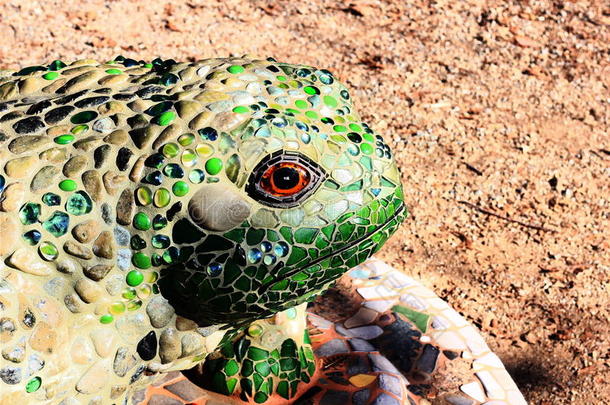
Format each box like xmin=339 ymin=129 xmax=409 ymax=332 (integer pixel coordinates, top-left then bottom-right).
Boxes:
xmin=260 ymin=163 xmax=310 ymax=197
xmin=246 ymin=151 xmax=326 ymax=208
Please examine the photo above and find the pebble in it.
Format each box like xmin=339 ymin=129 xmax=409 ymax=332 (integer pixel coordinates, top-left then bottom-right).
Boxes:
xmin=113 ymin=347 xmax=137 ymax=377
xmin=8 ymin=135 xmax=49 ymax=154
xmin=146 ymin=296 xmax=175 ymax=328
xmin=136 ymin=331 xmax=157 ymax=361
xmin=93 ymin=117 xmax=115 ymax=133
xmin=39 ymin=146 xmax=69 ymax=163
xmin=72 ymin=220 xmax=101 ymax=243
xmin=76 ymin=360 xmax=111 ymax=394
xmin=82 ymin=169 xmax=104 ymax=201
xmin=104 ymin=129 xmax=128 ymax=145
xmin=63 ymin=240 xmax=93 ymax=260
xmin=92 ymin=231 xmax=114 ymax=259
xmin=94 ymin=144 xmax=111 ymax=168
xmin=115 ymin=313 xmax=147 ymax=343
xmin=13 ymin=116 xmax=45 ymax=134
xmin=188 ymin=185 xmax=251 ymax=231
xmin=2 ymin=339 xmax=25 ymax=363
xmin=159 ymin=328 xmax=181 ymax=364
xmin=71 ymin=336 xmax=96 ymax=365
xmin=0 ymin=215 xmax=18 ymax=255
xmin=84 ymin=264 xmax=113 ymax=281
xmin=102 ymin=171 xmax=127 ymax=196
xmin=5 ymin=155 xmax=38 ymax=178
xmin=74 ymin=278 xmax=103 ymax=303
xmin=7 ymin=248 xmax=53 ymax=276
xmin=30 ymin=165 xmax=60 ymax=192
xmin=44 ymin=106 xmax=75 ymax=124
xmin=0 ymin=366 xmax=21 ymax=384
xmin=116 ymin=189 xmax=135 ymax=225
xmin=180 ymin=332 xmax=205 ymax=357
xmin=62 ymin=155 xmax=88 ymax=177
xmin=29 ymin=321 xmax=56 ymax=353
xmin=90 ymin=328 xmax=117 ymax=358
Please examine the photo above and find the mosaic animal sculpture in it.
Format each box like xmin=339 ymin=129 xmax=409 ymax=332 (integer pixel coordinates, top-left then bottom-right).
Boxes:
xmin=0 ymin=56 xmax=526 ymax=405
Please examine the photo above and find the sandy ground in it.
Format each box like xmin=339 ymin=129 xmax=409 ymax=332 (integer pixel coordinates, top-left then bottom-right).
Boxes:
xmin=0 ymin=0 xmax=608 ymax=403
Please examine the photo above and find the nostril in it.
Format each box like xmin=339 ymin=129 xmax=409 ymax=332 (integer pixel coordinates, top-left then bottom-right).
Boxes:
xmin=188 ymin=184 xmax=251 ymax=232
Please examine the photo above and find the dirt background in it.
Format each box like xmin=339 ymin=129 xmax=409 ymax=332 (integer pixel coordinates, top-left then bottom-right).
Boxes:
xmin=0 ymin=0 xmax=608 ymax=403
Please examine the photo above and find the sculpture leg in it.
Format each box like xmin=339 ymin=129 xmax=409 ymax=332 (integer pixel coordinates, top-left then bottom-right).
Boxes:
xmin=137 ymin=258 xmax=528 ymax=404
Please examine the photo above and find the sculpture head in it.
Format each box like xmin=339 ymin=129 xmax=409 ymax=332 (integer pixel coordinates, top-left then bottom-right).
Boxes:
xmin=157 ymin=60 xmax=406 ymax=325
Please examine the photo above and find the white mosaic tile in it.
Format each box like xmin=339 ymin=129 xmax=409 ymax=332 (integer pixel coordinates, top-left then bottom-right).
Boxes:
xmin=364 ymin=299 xmax=396 ymax=313
xmin=357 ymin=285 xmax=398 ymax=300
xmin=460 ymin=381 xmax=487 ymax=402
xmin=476 ymin=370 xmax=506 ymax=399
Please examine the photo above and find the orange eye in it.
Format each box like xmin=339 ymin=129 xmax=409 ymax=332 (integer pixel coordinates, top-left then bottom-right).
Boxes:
xmin=260 ymin=163 xmax=310 ymax=197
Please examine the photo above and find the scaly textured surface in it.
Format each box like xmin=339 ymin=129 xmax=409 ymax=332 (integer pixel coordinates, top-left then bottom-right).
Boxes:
xmin=0 ymin=56 xmax=406 ymax=404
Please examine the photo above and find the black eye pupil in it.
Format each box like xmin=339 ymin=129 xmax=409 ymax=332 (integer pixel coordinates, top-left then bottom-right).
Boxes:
xmin=273 ymin=167 xmax=300 ymax=189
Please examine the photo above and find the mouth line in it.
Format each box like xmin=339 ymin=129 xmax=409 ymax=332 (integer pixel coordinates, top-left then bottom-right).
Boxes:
xmin=257 ymin=202 xmax=406 ymax=294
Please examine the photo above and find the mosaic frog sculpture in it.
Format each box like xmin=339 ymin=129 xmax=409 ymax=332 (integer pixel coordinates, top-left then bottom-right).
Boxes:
xmin=0 ymin=56 xmax=407 ymax=404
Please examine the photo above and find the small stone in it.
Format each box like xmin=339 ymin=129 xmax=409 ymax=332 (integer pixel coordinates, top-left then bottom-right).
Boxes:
xmin=180 ymin=332 xmax=205 ymax=357
xmin=5 ymin=155 xmax=38 ymax=178
xmin=44 ymin=106 xmax=75 ymax=124
xmin=82 ymin=170 xmax=104 ymax=201
xmin=84 ymin=264 xmax=113 ymax=281
xmin=74 ymin=278 xmax=103 ymax=303
xmin=146 ymin=296 xmax=175 ymax=328
xmin=93 ymin=117 xmax=115 ymax=133
xmin=0 ymin=215 xmax=18 ymax=255
xmin=29 ymin=321 xmax=56 ymax=353
xmin=2 ymin=339 xmax=26 ymax=363
xmin=159 ymin=328 xmax=181 ymax=364
xmin=93 ymin=231 xmax=115 ymax=259
xmin=104 ymin=129 xmax=128 ymax=145
xmin=39 ymin=146 xmax=69 ymax=163
xmin=116 ymin=189 xmax=135 ymax=225
xmin=13 ymin=116 xmax=45 ymax=134
xmin=113 ymin=347 xmax=136 ymax=377
xmin=137 ymin=331 xmax=157 ymax=361
xmin=0 ymin=366 xmax=21 ymax=384
xmin=90 ymin=328 xmax=117 ymax=358
xmin=102 ymin=171 xmax=127 ymax=196
xmin=72 ymin=220 xmax=101 ymax=243
xmin=7 ymin=248 xmax=53 ymax=276
xmin=94 ymin=145 xmax=111 ymax=168
xmin=175 ymin=316 xmax=197 ymax=331
xmin=8 ymin=135 xmax=50 ymax=154
xmin=76 ymin=360 xmax=111 ymax=394
xmin=188 ymin=184 xmax=250 ymax=232
xmin=63 ymin=240 xmax=93 ymax=260
xmin=0 ymin=182 xmax=25 ymax=212
xmin=116 ymin=147 xmax=133 ymax=171
xmin=30 ymin=166 xmax=60 ymax=192
xmin=62 ymin=155 xmax=88 ymax=177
